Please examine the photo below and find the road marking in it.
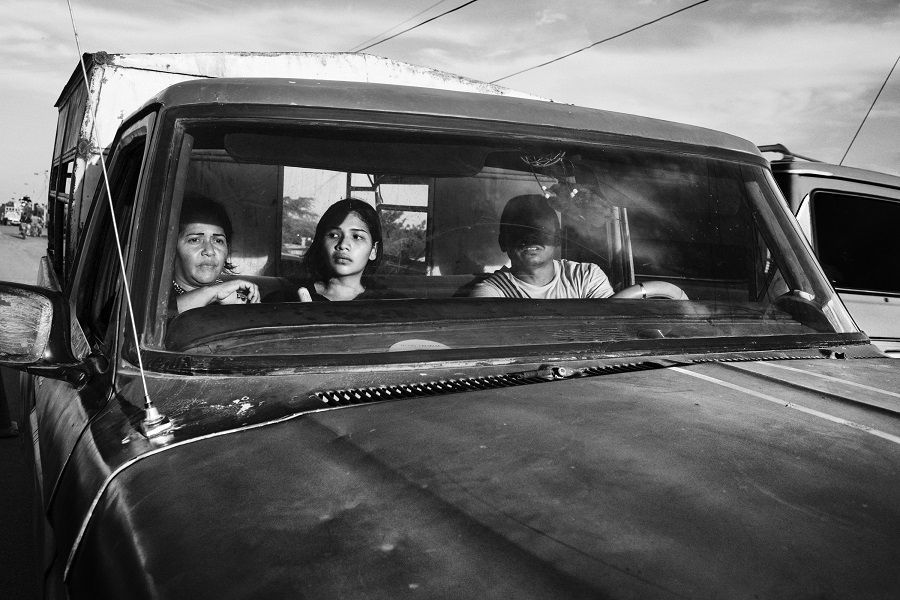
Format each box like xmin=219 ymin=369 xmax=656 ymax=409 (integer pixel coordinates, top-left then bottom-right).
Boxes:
xmin=753 ymin=362 xmax=900 ymax=399
xmin=671 ymin=367 xmax=900 ymax=446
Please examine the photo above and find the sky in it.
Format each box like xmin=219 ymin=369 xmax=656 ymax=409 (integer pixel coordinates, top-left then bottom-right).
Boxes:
xmin=1 ymin=0 xmax=898 ymax=204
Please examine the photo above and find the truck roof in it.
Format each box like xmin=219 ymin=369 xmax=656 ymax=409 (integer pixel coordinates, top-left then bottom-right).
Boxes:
xmin=148 ymin=77 xmax=762 ymax=159
xmin=769 ymin=158 xmax=900 ymax=191
xmin=55 ymin=51 xmax=541 ymax=109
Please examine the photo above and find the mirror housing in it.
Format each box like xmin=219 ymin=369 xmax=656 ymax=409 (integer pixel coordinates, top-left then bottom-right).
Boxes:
xmin=0 ymin=282 xmax=53 ymax=363
xmin=0 ymin=281 xmax=87 ymax=380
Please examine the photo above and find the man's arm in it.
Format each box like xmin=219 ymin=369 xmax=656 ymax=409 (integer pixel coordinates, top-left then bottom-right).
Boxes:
xmin=469 ymin=279 xmax=505 ymax=298
xmin=582 ymin=263 xmax=614 ymax=298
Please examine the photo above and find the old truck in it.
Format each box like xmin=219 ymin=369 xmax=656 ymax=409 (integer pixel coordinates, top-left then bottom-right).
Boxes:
xmin=1 ymin=54 xmax=898 ymax=599
xmin=762 ymin=144 xmax=900 ymax=356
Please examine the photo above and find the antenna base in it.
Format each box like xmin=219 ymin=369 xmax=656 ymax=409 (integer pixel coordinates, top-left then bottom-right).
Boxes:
xmin=140 ymin=406 xmax=172 ymax=438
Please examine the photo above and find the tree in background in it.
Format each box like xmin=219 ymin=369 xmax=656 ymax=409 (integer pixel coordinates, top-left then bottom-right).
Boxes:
xmin=281 ymin=196 xmax=319 ymax=249
xmin=379 ymin=209 xmax=427 ymax=274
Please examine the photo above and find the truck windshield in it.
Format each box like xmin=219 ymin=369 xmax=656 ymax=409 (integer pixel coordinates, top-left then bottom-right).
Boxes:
xmin=159 ymin=121 xmax=856 ymax=357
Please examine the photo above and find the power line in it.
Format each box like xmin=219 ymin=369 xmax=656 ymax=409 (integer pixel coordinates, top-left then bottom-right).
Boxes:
xmin=349 ymin=0 xmax=453 ymax=53
xmin=490 ymin=0 xmax=711 ymax=84
xmin=840 ymin=53 xmax=900 ymax=166
xmin=354 ymin=0 xmax=481 ymax=53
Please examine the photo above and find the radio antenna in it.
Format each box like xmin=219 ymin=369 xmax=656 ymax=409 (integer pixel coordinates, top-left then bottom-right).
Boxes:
xmin=65 ymin=0 xmax=171 ymax=437
xmin=840 ymin=53 xmax=900 ymax=166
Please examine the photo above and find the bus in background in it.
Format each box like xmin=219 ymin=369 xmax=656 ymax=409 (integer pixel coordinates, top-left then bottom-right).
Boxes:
xmin=762 ymin=144 xmax=900 ymax=356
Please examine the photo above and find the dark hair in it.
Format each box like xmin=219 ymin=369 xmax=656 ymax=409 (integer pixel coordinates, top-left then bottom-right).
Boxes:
xmin=178 ymin=195 xmax=236 ymax=273
xmin=303 ymin=198 xmax=383 ymax=280
xmin=180 ymin=196 xmax=233 ymax=240
xmin=498 ymin=194 xmax=561 ymax=251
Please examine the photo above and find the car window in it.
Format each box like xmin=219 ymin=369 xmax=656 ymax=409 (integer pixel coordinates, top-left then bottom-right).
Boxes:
xmin=811 ymin=191 xmax=900 ymax=295
xmin=72 ymin=135 xmax=146 ymax=346
xmin=157 ymin=121 xmax=856 ymax=357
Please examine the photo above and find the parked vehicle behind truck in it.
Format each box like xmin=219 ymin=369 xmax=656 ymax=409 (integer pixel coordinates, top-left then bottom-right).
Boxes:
xmin=0 ymin=54 xmax=898 ymax=599
xmin=2 ymin=204 xmax=21 ymax=225
xmin=762 ymin=144 xmax=900 ymax=356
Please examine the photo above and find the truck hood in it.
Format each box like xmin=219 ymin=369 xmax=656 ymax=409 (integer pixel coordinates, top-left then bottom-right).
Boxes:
xmin=70 ymin=359 xmax=900 ymax=599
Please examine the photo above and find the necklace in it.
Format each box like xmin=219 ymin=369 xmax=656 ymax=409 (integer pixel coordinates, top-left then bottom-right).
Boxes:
xmin=173 ymin=279 xmax=222 ymax=295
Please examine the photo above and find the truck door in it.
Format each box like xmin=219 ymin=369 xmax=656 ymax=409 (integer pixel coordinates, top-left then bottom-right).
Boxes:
xmin=32 ymin=114 xmax=153 ymax=538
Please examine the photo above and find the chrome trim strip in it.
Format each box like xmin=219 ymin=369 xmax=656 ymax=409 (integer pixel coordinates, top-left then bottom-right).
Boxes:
xmin=671 ymin=367 xmax=900 ymax=446
xmin=779 ymin=169 xmax=834 ymax=177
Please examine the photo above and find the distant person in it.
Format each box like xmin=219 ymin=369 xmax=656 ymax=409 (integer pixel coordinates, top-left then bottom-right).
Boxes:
xmin=18 ymin=199 xmax=33 ymax=239
xmin=19 ymin=198 xmax=33 ymax=224
xmin=297 ymin=198 xmax=386 ymax=301
xmin=470 ymin=194 xmax=613 ymax=299
xmin=28 ymin=202 xmax=44 ymax=236
xmin=172 ymin=197 xmax=260 ymax=313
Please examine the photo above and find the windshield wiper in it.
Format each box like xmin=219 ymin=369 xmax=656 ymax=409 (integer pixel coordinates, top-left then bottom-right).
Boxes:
xmin=311 ymin=341 xmax=881 ymax=409
xmin=313 ymin=359 xmax=679 ymax=407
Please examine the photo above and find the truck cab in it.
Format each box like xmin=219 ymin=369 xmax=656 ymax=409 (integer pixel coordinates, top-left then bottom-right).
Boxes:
xmin=763 ymin=144 xmax=900 ymax=355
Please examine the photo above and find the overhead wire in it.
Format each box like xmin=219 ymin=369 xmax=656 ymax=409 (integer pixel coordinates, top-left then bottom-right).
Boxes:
xmin=354 ymin=0 xmax=481 ymax=53
xmin=490 ymin=0 xmax=711 ymax=84
xmin=840 ymin=53 xmax=900 ymax=165
xmin=349 ymin=0 xmax=453 ymax=53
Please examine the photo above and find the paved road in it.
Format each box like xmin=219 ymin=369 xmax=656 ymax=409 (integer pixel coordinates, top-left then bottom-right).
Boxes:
xmin=0 ymin=226 xmax=47 ymax=284
xmin=1 ymin=224 xmax=44 ymax=599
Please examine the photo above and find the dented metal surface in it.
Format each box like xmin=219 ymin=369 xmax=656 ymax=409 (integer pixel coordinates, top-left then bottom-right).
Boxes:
xmin=58 ymin=358 xmax=900 ymax=599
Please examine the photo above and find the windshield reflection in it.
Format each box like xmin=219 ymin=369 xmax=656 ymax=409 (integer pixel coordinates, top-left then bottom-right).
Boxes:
xmin=160 ymin=123 xmax=856 ymax=356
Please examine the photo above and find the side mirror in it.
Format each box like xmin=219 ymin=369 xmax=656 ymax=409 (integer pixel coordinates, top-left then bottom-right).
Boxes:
xmin=0 ymin=282 xmax=86 ymax=379
xmin=0 ymin=282 xmax=54 ymax=363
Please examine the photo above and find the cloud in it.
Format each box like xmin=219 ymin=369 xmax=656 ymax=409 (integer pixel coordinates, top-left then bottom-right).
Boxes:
xmin=535 ymin=9 xmax=567 ymax=27
xmin=1 ymin=0 xmax=898 ymax=203
xmin=484 ymin=14 xmax=898 ymax=175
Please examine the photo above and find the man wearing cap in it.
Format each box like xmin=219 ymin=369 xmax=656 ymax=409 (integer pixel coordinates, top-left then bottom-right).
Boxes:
xmin=471 ymin=194 xmax=613 ymax=299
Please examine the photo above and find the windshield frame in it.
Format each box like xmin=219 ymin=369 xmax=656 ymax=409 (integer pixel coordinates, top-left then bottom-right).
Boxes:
xmin=134 ymin=105 xmax=861 ymax=368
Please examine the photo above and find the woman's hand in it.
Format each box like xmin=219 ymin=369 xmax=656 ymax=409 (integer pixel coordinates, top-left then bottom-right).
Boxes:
xmin=297 ymin=287 xmax=313 ymax=302
xmin=214 ymin=279 xmax=260 ymax=305
xmin=176 ymin=279 xmax=260 ymax=313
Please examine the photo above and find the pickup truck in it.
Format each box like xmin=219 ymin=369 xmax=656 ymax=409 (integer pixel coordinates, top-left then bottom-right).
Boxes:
xmin=1 ymin=54 xmax=898 ymax=599
xmin=762 ymin=144 xmax=900 ymax=356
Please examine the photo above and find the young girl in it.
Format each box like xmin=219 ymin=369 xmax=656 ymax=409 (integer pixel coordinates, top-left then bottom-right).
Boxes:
xmin=297 ymin=198 xmax=383 ymax=301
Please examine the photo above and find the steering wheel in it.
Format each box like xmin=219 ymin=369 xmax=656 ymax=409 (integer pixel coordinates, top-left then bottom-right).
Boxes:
xmin=611 ymin=281 xmax=689 ymax=300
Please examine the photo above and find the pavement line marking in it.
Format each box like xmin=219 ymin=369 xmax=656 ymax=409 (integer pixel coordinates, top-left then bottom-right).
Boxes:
xmin=671 ymin=367 xmax=900 ymax=446
xmin=752 ymin=362 xmax=900 ymax=399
